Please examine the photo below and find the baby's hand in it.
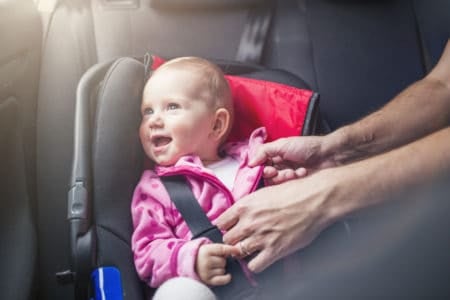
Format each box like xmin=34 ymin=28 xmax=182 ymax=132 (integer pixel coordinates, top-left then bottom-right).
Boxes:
xmin=196 ymin=243 xmax=240 ymax=286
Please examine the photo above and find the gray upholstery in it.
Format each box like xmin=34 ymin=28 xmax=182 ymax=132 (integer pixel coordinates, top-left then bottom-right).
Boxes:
xmin=0 ymin=0 xmax=41 ymax=298
xmin=0 ymin=100 xmax=37 ymax=300
xmin=287 ymin=171 xmax=450 ymax=299
xmin=92 ymin=58 xmax=146 ymax=300
xmin=264 ymin=0 xmax=447 ymax=129
xmin=36 ymin=1 xmax=97 ymax=298
xmin=91 ymin=0 xmax=250 ymax=62
xmin=413 ymin=0 xmax=450 ymax=68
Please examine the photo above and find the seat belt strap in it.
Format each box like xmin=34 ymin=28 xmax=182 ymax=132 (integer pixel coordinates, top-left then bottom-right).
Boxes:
xmin=236 ymin=3 xmax=274 ymax=64
xmin=160 ymin=175 xmax=223 ymax=243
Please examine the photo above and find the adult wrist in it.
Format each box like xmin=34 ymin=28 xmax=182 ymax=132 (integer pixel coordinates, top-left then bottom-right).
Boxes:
xmin=324 ymin=124 xmax=377 ymax=165
xmin=318 ymin=164 xmax=370 ymax=224
xmin=320 ymin=126 xmax=352 ymax=166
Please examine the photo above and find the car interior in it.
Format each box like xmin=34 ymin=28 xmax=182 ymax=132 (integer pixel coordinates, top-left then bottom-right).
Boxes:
xmin=1 ymin=0 xmax=449 ymax=299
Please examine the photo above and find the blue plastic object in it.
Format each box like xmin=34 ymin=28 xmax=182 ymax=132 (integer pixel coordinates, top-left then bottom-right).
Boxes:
xmin=91 ymin=267 xmax=124 ymax=300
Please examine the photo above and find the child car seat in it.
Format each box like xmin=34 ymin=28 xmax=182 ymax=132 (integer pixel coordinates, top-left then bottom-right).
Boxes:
xmin=62 ymin=55 xmax=325 ymax=299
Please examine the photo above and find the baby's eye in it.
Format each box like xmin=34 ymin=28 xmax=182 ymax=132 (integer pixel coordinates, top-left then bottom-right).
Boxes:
xmin=142 ymin=107 xmax=153 ymax=115
xmin=167 ymin=103 xmax=180 ymax=110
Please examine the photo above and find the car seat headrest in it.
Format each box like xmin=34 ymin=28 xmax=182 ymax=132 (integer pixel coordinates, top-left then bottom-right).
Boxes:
xmin=144 ymin=54 xmax=319 ymax=143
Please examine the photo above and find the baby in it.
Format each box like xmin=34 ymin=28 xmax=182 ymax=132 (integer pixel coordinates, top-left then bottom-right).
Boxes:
xmin=131 ymin=57 xmax=269 ymax=298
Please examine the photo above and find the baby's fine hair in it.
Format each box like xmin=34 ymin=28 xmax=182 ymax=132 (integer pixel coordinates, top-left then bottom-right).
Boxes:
xmin=154 ymin=57 xmax=232 ymax=111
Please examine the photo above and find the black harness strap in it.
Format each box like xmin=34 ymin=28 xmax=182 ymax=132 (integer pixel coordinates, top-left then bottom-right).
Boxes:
xmin=160 ymin=175 xmax=223 ymax=242
xmin=160 ymin=175 xmax=256 ymax=299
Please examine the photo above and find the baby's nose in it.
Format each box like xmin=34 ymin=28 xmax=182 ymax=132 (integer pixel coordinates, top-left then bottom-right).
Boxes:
xmin=148 ymin=112 xmax=163 ymax=127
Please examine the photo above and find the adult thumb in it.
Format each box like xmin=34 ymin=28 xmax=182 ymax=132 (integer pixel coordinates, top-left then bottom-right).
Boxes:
xmin=249 ymin=140 xmax=284 ymax=167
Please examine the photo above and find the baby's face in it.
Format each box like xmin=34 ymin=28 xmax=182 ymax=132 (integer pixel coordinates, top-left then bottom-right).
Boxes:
xmin=140 ymin=68 xmax=219 ymax=166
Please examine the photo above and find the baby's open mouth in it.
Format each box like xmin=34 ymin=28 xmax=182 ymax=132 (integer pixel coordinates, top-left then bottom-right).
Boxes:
xmin=152 ymin=136 xmax=172 ymax=147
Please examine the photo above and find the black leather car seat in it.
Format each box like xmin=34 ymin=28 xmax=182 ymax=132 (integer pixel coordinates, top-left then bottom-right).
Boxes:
xmin=67 ymin=56 xmax=318 ymax=299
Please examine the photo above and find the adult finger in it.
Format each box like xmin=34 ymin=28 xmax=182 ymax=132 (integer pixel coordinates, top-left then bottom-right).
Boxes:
xmin=222 ymin=225 xmax=250 ymax=246
xmin=267 ymin=167 xmax=309 ymax=185
xmin=235 ymin=238 xmax=263 ymax=259
xmin=214 ymin=203 xmax=240 ymax=232
xmin=266 ymin=169 xmax=297 ymax=185
xmin=295 ymin=167 xmax=308 ymax=178
xmin=220 ymin=206 xmax=252 ymax=246
xmin=213 ymin=244 xmax=242 ymax=258
xmin=262 ymin=166 xmax=278 ymax=179
xmin=247 ymin=249 xmax=277 ymax=274
xmin=271 ymin=155 xmax=283 ymax=163
xmin=248 ymin=139 xmax=286 ymax=167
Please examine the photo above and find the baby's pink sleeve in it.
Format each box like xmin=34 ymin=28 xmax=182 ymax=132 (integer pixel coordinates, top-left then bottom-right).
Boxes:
xmin=131 ymin=179 xmax=210 ymax=287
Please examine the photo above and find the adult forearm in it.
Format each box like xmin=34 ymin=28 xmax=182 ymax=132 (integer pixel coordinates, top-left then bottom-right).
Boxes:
xmin=327 ymin=126 xmax=450 ymax=222
xmin=335 ymin=79 xmax=449 ymax=163
xmin=324 ymin=40 xmax=450 ymax=164
xmin=216 ymin=127 xmax=450 ymax=273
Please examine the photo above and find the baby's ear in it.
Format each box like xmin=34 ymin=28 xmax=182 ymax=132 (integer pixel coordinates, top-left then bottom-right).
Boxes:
xmin=212 ymin=108 xmax=231 ymax=142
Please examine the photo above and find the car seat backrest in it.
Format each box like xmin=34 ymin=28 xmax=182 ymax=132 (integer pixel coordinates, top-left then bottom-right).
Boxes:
xmin=413 ymin=0 xmax=450 ymax=70
xmin=92 ymin=58 xmax=146 ymax=300
xmin=70 ymin=55 xmax=320 ymax=299
xmin=264 ymin=0 xmax=449 ymax=130
xmin=91 ymin=0 xmax=273 ymax=63
xmin=66 ymin=58 xmax=146 ymax=299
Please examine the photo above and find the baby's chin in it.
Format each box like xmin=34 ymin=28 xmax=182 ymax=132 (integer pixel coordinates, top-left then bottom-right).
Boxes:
xmin=156 ymin=161 xmax=175 ymax=167
xmin=152 ymin=155 xmax=181 ymax=167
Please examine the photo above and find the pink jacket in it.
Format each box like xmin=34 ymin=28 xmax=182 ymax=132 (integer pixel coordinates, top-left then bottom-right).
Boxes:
xmin=131 ymin=127 xmax=266 ymax=287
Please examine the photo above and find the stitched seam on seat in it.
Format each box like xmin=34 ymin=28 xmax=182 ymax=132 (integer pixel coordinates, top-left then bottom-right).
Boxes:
xmin=95 ymin=224 xmax=131 ymax=247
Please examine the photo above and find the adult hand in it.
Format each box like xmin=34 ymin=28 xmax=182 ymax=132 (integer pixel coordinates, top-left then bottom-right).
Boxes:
xmin=215 ymin=169 xmax=339 ymax=273
xmin=249 ymin=136 xmax=339 ymax=185
xmin=196 ymin=243 xmax=241 ymax=286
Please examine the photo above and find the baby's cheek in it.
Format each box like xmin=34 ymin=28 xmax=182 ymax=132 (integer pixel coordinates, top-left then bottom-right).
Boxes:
xmin=138 ymin=122 xmax=147 ymax=140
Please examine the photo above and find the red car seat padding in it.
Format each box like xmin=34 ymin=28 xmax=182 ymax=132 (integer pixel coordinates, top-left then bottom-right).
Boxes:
xmin=226 ymin=75 xmax=313 ymax=143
